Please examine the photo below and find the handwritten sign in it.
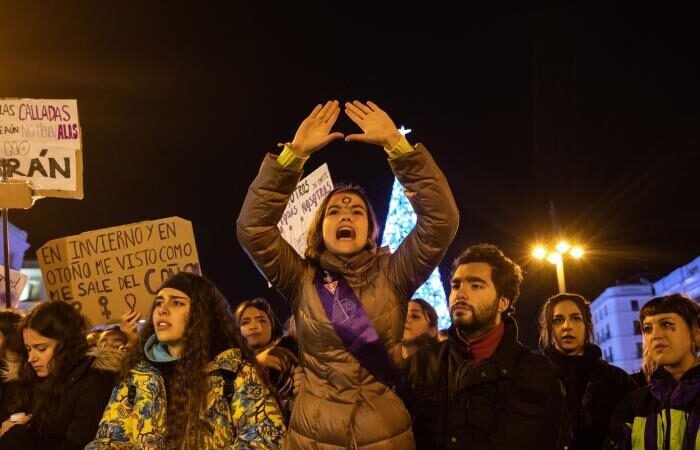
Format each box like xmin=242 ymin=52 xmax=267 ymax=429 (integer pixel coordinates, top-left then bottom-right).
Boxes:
xmin=37 ymin=217 xmax=200 ymax=325
xmin=0 ymin=99 xmax=83 ymax=198
xmin=278 ymin=163 xmax=334 ymax=257
xmin=0 ymin=264 xmax=28 ymax=309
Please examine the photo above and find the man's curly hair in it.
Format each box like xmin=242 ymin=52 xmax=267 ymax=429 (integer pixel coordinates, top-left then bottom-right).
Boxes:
xmin=451 ymin=243 xmax=524 ymax=317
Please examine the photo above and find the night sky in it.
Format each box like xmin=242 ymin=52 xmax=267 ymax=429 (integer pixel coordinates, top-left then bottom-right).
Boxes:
xmin=2 ymin=4 xmax=698 ymax=346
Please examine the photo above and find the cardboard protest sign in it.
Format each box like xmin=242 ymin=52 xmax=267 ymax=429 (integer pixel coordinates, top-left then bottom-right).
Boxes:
xmin=0 ymin=99 xmax=83 ymax=199
xmin=278 ymin=163 xmax=334 ymax=257
xmin=0 ymin=264 xmax=28 ymax=309
xmin=37 ymin=217 xmax=200 ymax=325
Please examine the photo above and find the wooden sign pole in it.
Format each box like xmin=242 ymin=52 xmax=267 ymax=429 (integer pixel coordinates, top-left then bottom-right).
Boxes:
xmin=0 ymin=159 xmax=34 ymax=308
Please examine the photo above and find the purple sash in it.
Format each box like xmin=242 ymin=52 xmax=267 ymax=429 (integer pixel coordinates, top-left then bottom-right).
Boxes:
xmin=314 ymin=269 xmax=406 ymax=393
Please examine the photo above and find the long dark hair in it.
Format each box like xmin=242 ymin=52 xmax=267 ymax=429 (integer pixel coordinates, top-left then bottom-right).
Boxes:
xmin=538 ymin=293 xmax=594 ymax=351
xmin=120 ymin=272 xmax=254 ymax=449
xmin=17 ymin=301 xmax=90 ymax=431
xmin=0 ymin=310 xmax=23 ymax=361
xmin=304 ymin=184 xmax=380 ymax=263
xmin=234 ymin=297 xmax=283 ymax=346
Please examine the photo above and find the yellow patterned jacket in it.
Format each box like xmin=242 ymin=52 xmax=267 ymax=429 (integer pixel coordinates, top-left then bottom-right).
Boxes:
xmin=85 ymin=348 xmax=285 ymax=449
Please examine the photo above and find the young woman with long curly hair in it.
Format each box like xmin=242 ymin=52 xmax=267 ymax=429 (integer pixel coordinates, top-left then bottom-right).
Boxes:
xmin=87 ymin=272 xmax=286 ymax=450
xmin=0 ymin=301 xmax=121 ymax=450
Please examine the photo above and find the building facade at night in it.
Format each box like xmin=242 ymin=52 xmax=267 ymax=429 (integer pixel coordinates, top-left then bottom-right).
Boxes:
xmin=592 ymin=256 xmax=700 ymax=373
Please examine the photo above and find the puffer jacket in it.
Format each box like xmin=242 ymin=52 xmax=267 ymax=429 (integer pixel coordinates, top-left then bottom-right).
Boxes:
xmin=237 ymin=144 xmax=459 ymax=449
xmin=85 ymin=348 xmax=286 ymax=449
xmin=0 ymin=348 xmax=121 ymax=450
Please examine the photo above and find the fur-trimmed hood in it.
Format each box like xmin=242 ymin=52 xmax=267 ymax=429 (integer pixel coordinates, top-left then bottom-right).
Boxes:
xmin=1 ymin=347 xmax=123 ymax=383
xmin=88 ymin=347 xmax=124 ymax=373
xmin=0 ymin=350 xmax=22 ymax=383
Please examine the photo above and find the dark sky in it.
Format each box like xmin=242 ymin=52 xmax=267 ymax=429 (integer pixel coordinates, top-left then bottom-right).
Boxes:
xmin=2 ymin=4 xmax=698 ymax=346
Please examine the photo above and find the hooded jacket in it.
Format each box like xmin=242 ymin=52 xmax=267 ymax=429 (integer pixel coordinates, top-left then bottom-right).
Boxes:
xmin=237 ymin=144 xmax=459 ymax=449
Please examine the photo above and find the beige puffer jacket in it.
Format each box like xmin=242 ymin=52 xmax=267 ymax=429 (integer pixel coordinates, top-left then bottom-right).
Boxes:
xmin=237 ymin=144 xmax=459 ymax=449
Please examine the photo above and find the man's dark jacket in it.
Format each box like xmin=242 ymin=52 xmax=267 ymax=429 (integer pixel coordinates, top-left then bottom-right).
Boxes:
xmin=403 ymin=317 xmax=562 ymax=450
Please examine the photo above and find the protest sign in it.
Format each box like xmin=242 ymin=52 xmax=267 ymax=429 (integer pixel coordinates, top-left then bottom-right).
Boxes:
xmin=0 ymin=264 xmax=28 ymax=308
xmin=278 ymin=163 xmax=334 ymax=256
xmin=37 ymin=217 xmax=200 ymax=325
xmin=0 ymin=99 xmax=83 ymax=198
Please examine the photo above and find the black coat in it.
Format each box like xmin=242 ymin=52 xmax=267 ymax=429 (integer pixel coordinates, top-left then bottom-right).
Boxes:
xmin=404 ymin=317 xmax=562 ymax=450
xmin=0 ymin=351 xmax=120 ymax=450
xmin=545 ymin=344 xmax=638 ymax=450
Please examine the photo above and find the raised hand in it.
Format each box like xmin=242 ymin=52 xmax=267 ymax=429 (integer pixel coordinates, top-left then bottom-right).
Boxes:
xmin=290 ymin=100 xmax=345 ymax=158
xmin=344 ymin=100 xmax=402 ymax=149
xmin=119 ymin=310 xmax=141 ymax=349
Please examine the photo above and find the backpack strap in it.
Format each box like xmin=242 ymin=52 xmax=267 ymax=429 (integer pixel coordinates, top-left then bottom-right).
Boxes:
xmin=127 ymin=383 xmax=137 ymax=407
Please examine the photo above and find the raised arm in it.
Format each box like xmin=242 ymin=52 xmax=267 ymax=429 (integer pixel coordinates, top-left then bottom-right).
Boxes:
xmin=236 ymin=101 xmax=344 ymax=300
xmin=345 ymin=100 xmax=459 ymax=300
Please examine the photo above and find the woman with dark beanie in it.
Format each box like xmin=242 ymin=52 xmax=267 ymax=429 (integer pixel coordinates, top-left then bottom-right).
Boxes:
xmin=87 ymin=272 xmax=285 ymax=450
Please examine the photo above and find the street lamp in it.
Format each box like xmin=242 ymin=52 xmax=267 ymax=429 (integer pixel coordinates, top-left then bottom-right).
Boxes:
xmin=532 ymin=241 xmax=585 ymax=293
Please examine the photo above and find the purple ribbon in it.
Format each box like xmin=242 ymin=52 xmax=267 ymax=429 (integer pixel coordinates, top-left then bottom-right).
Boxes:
xmin=314 ymin=269 xmax=405 ymax=391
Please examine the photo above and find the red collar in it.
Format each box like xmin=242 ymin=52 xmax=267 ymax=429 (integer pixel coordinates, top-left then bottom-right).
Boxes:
xmin=456 ymin=320 xmax=505 ymax=365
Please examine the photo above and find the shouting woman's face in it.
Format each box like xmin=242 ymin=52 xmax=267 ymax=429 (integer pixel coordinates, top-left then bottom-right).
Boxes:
xmin=321 ymin=193 xmax=369 ymax=257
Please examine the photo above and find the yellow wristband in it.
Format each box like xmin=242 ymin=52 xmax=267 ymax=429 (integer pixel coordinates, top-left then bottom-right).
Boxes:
xmin=385 ymin=135 xmax=414 ymax=159
xmin=277 ymin=144 xmax=308 ymax=170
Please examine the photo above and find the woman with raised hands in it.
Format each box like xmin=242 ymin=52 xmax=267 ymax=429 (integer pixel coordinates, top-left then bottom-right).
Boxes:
xmin=237 ymin=100 xmax=459 ymax=449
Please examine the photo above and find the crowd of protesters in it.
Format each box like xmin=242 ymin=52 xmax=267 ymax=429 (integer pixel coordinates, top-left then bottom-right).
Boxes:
xmin=0 ymin=100 xmax=697 ymax=449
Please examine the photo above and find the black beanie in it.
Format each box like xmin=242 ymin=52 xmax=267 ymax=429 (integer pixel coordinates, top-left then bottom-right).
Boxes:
xmin=157 ymin=273 xmax=195 ymax=298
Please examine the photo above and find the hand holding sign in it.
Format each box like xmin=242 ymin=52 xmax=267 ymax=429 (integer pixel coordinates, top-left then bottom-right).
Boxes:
xmin=119 ymin=309 xmax=141 ymax=350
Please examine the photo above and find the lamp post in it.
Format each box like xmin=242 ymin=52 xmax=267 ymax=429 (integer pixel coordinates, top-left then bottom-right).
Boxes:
xmin=532 ymin=241 xmax=584 ymax=293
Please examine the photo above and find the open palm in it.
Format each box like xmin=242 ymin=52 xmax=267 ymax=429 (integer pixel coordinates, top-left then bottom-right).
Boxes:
xmin=344 ymin=100 xmax=401 ymax=149
xmin=290 ymin=100 xmax=344 ymax=157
